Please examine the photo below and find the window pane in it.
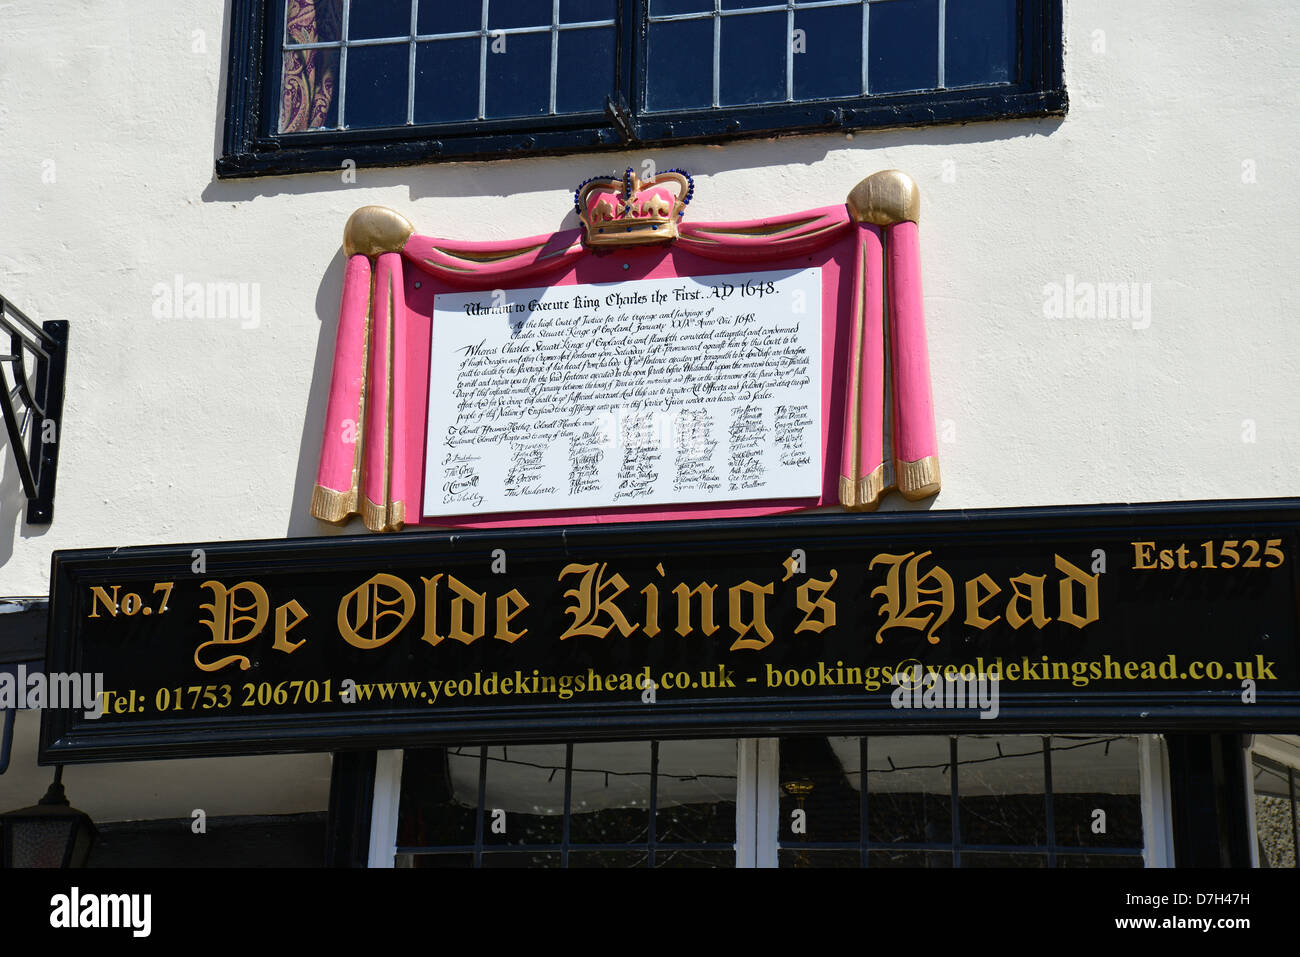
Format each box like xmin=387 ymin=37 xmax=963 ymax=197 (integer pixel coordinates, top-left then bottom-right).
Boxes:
xmin=869 ymin=0 xmax=938 ymax=93
xmin=1253 ymin=759 xmax=1297 ymax=868
xmin=569 ymin=850 xmax=649 ymax=867
xmin=285 ymin=0 xmax=342 ymax=45
xmin=794 ymin=5 xmax=862 ymax=100
xmin=350 ymin=0 xmax=412 ymax=40
xmin=646 ymin=19 xmax=713 ymax=111
xmin=945 ymin=0 xmax=1017 ymax=88
xmin=562 ymin=0 xmax=617 ymax=20
xmin=650 ymin=0 xmax=712 ymax=15
xmin=1051 ymin=736 xmax=1143 ymax=849
xmin=568 ymin=741 xmax=651 ymax=844
xmin=485 ymin=31 xmax=551 ymax=118
xmin=779 ymin=849 xmax=860 ymax=868
xmin=655 ymin=739 xmax=737 ymax=844
xmin=963 ymin=852 xmax=1048 ymax=867
xmin=414 ymin=39 xmax=480 ymax=123
xmin=722 ymin=0 xmax=777 ymax=8
xmin=281 ymin=0 xmax=344 ymax=132
xmin=345 ymin=43 xmax=410 ymax=128
xmin=279 ymin=47 xmax=340 ymax=131
xmin=482 ymin=744 xmax=566 ymax=845
xmin=419 ymin=1 xmax=481 ymax=34
xmin=556 ymin=27 xmax=615 ymax=113
xmin=957 ymin=736 xmax=1046 ymax=846
xmin=398 ymin=852 xmax=474 ymax=867
xmin=719 ymin=11 xmax=786 ymax=106
xmin=490 ymin=0 xmax=553 ymax=30
xmin=1057 ymin=853 xmax=1144 ymax=868
xmin=778 ymin=736 xmax=860 ymax=844
xmin=481 ymin=851 xmax=562 ymax=867
xmin=869 ymin=849 xmax=952 ymax=868
xmin=866 ymin=735 xmax=953 ymax=844
xmin=655 ymin=849 xmax=734 ymax=868
xmin=397 ymin=747 xmax=479 ymax=848
xmin=394 ymin=739 xmax=737 ymax=867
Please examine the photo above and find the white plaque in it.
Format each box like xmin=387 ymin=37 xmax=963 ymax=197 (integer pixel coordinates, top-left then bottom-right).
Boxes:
xmin=423 ymin=268 xmax=822 ymax=518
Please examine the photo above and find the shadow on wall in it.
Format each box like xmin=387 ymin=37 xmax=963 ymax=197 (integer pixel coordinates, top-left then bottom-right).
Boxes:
xmin=281 ymin=245 xmax=356 ymax=540
xmin=0 ymin=431 xmax=50 ymax=572
xmin=199 ymin=116 xmax=1064 ymax=210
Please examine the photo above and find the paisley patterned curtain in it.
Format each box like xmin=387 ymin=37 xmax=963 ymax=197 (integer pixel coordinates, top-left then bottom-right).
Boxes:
xmin=278 ymin=0 xmax=344 ymax=133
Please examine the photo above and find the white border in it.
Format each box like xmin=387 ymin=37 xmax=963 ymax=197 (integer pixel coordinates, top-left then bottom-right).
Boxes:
xmin=754 ymin=738 xmax=780 ymax=868
xmin=735 ymin=738 xmax=758 ymax=868
xmin=367 ymin=748 xmax=405 ymax=868
xmin=734 ymin=737 xmax=780 ymax=868
xmin=1138 ymin=734 xmax=1175 ymax=868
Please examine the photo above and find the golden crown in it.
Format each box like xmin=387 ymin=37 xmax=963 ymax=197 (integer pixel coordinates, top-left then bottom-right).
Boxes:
xmin=574 ymin=168 xmax=693 ymax=246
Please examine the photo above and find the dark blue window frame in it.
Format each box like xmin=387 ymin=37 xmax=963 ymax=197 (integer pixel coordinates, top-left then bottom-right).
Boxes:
xmin=217 ymin=0 xmax=1064 ymax=179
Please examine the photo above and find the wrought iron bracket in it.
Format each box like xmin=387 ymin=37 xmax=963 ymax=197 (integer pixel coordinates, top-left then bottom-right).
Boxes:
xmin=0 ymin=296 xmax=67 ymax=525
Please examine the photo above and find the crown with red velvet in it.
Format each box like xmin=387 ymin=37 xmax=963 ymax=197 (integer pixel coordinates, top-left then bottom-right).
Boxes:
xmin=574 ymin=168 xmax=693 ymax=246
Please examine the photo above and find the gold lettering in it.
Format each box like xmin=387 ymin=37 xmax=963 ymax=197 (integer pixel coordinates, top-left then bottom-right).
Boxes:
xmin=673 ymin=582 xmax=718 ymax=637
xmin=195 ymin=580 xmax=268 ymax=672
xmin=494 ymin=589 xmax=528 ymax=643
xmin=728 ymin=581 xmax=775 ymax=651
xmin=447 ymin=575 xmax=486 ymax=645
xmin=273 ymin=599 xmax=309 ymax=654
xmin=641 ymin=582 xmax=660 ymax=637
xmin=794 ymin=571 xmax=838 ymax=633
xmin=1132 ymin=542 xmax=1156 ymax=570
xmin=1055 ymin=554 xmax=1100 ymax=628
xmin=964 ymin=574 xmax=1002 ymax=629
xmin=1006 ymin=573 xmax=1050 ymax=629
xmin=558 ymin=562 xmax=638 ymax=639
xmin=88 ymin=584 xmax=119 ymax=619
xmin=420 ymin=574 xmax=444 ymax=647
xmin=338 ymin=573 xmax=415 ymax=649
xmin=869 ymin=552 xmax=954 ymax=645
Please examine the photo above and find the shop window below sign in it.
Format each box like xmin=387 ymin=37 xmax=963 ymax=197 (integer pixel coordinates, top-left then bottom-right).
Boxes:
xmin=390 ymin=734 xmax=1146 ymax=868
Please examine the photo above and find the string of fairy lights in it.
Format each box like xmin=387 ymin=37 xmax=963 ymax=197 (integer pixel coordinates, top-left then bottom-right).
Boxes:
xmin=439 ymin=735 xmax=1134 ymax=789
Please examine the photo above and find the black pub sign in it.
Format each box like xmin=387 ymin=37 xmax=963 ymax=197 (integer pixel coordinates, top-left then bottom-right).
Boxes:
xmin=40 ymin=499 xmax=1300 ymax=763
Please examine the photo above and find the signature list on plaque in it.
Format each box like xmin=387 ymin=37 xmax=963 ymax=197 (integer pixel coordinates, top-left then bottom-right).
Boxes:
xmin=424 ymin=269 xmax=823 ymax=517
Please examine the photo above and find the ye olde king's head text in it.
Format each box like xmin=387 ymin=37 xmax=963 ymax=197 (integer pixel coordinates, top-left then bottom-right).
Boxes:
xmin=63 ymin=522 xmax=1300 ymax=748
xmin=87 ymin=548 xmax=1109 ymax=680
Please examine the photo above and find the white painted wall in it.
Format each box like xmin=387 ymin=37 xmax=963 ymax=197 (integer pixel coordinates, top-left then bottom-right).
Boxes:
xmin=0 ymin=0 xmax=1296 ymax=588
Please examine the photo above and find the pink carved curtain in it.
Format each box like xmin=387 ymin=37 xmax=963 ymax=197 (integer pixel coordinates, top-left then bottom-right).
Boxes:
xmin=279 ymin=0 xmax=343 ymax=133
xmin=313 ymin=204 xmax=940 ymax=531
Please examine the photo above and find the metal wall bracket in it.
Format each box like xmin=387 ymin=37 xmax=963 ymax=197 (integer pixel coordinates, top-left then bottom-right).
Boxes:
xmin=0 ymin=297 xmax=67 ymax=525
